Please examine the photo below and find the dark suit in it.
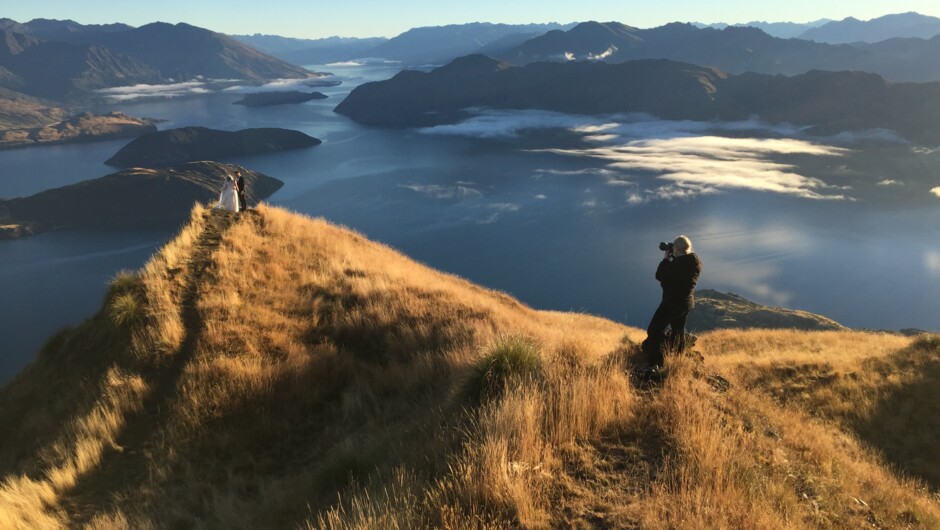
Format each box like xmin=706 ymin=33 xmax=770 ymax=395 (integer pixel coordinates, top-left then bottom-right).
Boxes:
xmin=643 ymin=252 xmax=702 ymax=366
xmin=236 ymin=175 xmax=247 ymax=210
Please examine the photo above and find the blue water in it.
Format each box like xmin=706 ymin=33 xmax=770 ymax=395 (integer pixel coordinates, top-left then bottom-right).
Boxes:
xmin=1 ymin=63 xmax=939 ymax=382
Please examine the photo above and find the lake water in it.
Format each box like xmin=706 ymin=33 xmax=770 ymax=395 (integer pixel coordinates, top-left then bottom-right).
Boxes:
xmin=1 ymin=63 xmax=939 ymax=382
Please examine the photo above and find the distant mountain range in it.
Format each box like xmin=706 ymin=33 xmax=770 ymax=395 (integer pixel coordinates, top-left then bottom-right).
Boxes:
xmin=0 ymin=19 xmax=313 ymax=104
xmin=231 ymin=34 xmax=388 ymax=65
xmin=797 ymin=12 xmax=940 ymax=43
xmin=367 ymin=22 xmax=576 ymax=65
xmin=335 ymin=54 xmax=940 ymax=144
xmin=498 ymin=20 xmax=940 ymax=82
xmin=234 ymin=22 xmax=576 ymax=66
xmin=696 ymin=19 xmax=832 ymax=39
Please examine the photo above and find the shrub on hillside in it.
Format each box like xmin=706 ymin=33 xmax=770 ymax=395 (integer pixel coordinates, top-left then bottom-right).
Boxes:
xmin=461 ymin=336 xmax=542 ymax=405
xmin=106 ymin=270 xmax=144 ymax=328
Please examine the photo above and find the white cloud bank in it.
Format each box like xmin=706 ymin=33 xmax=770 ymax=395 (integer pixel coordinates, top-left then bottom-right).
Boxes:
xmin=420 ymin=109 xmax=858 ymax=201
xmin=99 ymin=76 xmax=340 ymax=101
xmin=97 ymin=81 xmax=215 ymax=101
xmin=544 ymin=136 xmax=849 ymax=200
xmin=399 ymin=183 xmax=482 ymax=199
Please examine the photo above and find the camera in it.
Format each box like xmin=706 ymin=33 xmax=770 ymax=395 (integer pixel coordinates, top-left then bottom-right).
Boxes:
xmin=659 ymin=241 xmax=674 ymax=253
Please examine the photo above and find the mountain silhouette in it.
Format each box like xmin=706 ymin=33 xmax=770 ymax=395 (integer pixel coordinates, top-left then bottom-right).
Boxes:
xmin=365 ymin=22 xmax=575 ymax=65
xmin=0 ymin=19 xmax=314 ymax=105
xmin=501 ymin=20 xmax=940 ymax=82
xmin=336 ymin=54 xmax=940 ymax=143
xmin=84 ymin=22 xmax=312 ymax=81
xmin=798 ymin=12 xmax=940 ymax=43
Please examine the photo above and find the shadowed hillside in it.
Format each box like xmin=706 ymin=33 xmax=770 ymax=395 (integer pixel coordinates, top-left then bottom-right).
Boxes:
xmin=0 ymin=205 xmax=937 ymax=529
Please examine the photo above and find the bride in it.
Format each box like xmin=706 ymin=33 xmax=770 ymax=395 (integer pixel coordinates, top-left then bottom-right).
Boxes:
xmin=217 ymin=175 xmax=240 ymax=212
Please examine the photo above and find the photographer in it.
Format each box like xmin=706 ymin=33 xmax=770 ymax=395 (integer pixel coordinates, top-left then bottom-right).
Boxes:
xmin=642 ymin=235 xmax=702 ymax=370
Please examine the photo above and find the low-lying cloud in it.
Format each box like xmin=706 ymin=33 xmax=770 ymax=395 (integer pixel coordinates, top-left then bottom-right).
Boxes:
xmin=99 ymin=76 xmax=340 ymax=101
xmin=97 ymin=81 xmax=214 ymax=101
xmin=545 ymin=136 xmax=849 ymax=200
xmin=418 ymin=110 xmax=805 ymax=140
xmin=399 ymin=183 xmax=483 ymax=199
xmin=420 ymin=109 xmax=856 ymax=201
xmin=419 ymin=109 xmax=616 ymax=139
xmin=877 ymin=179 xmax=903 ymax=186
xmin=931 ymin=186 xmax=940 ymax=198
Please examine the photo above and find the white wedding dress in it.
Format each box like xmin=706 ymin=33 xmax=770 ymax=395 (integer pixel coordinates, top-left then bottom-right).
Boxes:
xmin=217 ymin=177 xmax=240 ymax=212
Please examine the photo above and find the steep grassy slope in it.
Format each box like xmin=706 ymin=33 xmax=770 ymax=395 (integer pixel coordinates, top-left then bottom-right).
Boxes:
xmin=0 ymin=205 xmax=937 ymax=529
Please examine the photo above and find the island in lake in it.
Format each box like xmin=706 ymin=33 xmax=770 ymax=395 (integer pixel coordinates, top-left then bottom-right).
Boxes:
xmin=234 ymin=91 xmax=328 ymax=107
xmin=0 ymin=162 xmax=283 ymax=239
xmin=105 ymin=126 xmax=321 ymax=168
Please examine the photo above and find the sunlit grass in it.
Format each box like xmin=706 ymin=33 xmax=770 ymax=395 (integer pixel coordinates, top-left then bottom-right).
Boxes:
xmin=1 ymin=204 xmax=937 ymax=529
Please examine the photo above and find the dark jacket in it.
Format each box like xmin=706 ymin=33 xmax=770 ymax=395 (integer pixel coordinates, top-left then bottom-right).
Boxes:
xmin=656 ymin=253 xmax=702 ymax=307
xmin=236 ymin=176 xmax=246 ymax=196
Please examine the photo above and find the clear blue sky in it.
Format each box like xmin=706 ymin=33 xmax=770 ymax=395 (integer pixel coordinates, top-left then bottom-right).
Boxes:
xmin=5 ymin=1 xmax=940 ymax=39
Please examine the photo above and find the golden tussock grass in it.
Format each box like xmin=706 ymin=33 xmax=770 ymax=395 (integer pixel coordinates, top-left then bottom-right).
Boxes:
xmin=0 ymin=204 xmax=937 ymax=529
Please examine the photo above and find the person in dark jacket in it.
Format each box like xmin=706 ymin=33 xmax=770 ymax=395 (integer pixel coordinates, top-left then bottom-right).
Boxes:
xmin=234 ymin=170 xmax=247 ymax=211
xmin=642 ymin=235 xmax=702 ymax=368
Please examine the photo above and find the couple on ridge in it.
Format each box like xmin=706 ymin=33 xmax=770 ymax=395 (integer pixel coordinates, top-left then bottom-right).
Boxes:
xmin=217 ymin=170 xmax=248 ymax=212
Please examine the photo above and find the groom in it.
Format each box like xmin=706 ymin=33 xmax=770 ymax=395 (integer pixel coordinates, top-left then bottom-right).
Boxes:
xmin=234 ymin=170 xmax=247 ymax=211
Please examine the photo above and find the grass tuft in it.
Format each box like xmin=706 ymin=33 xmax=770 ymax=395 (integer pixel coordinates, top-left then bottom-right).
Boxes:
xmin=461 ymin=336 xmax=542 ymax=405
xmin=108 ymin=293 xmax=141 ymax=328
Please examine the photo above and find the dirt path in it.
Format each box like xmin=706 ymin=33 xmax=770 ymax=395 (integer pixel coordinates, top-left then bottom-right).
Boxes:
xmin=58 ymin=209 xmax=239 ymax=527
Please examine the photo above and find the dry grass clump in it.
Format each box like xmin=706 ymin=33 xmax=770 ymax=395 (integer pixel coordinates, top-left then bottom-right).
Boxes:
xmin=1 ymin=204 xmax=939 ymax=529
xmin=460 ymin=336 xmax=543 ymax=404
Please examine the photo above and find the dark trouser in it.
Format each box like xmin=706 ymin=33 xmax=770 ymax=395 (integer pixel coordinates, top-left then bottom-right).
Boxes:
xmin=238 ymin=192 xmax=247 ymax=211
xmin=643 ymin=299 xmax=691 ymax=367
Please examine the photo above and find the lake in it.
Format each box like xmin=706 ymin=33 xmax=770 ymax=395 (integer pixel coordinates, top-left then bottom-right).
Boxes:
xmin=1 ymin=62 xmax=939 ymax=382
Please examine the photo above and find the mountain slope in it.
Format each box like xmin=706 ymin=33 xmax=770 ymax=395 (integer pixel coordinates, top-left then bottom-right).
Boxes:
xmin=0 ymin=86 xmax=67 ymax=129
xmin=367 ymin=22 xmax=574 ymax=65
xmin=0 ymin=205 xmax=937 ymax=529
xmin=88 ymin=22 xmax=313 ymax=81
xmin=0 ymin=19 xmax=314 ymax=103
xmin=798 ymin=12 xmax=940 ymax=43
xmin=0 ymin=38 xmax=162 ymax=99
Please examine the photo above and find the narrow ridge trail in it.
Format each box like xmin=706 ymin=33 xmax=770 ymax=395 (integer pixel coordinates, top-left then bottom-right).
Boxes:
xmin=58 ymin=208 xmax=240 ymax=527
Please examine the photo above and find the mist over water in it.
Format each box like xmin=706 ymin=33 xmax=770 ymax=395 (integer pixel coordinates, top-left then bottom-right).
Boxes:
xmin=1 ymin=62 xmax=939 ymax=382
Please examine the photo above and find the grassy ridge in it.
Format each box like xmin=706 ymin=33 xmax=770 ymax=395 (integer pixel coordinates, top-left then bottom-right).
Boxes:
xmin=0 ymin=205 xmax=937 ymax=529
